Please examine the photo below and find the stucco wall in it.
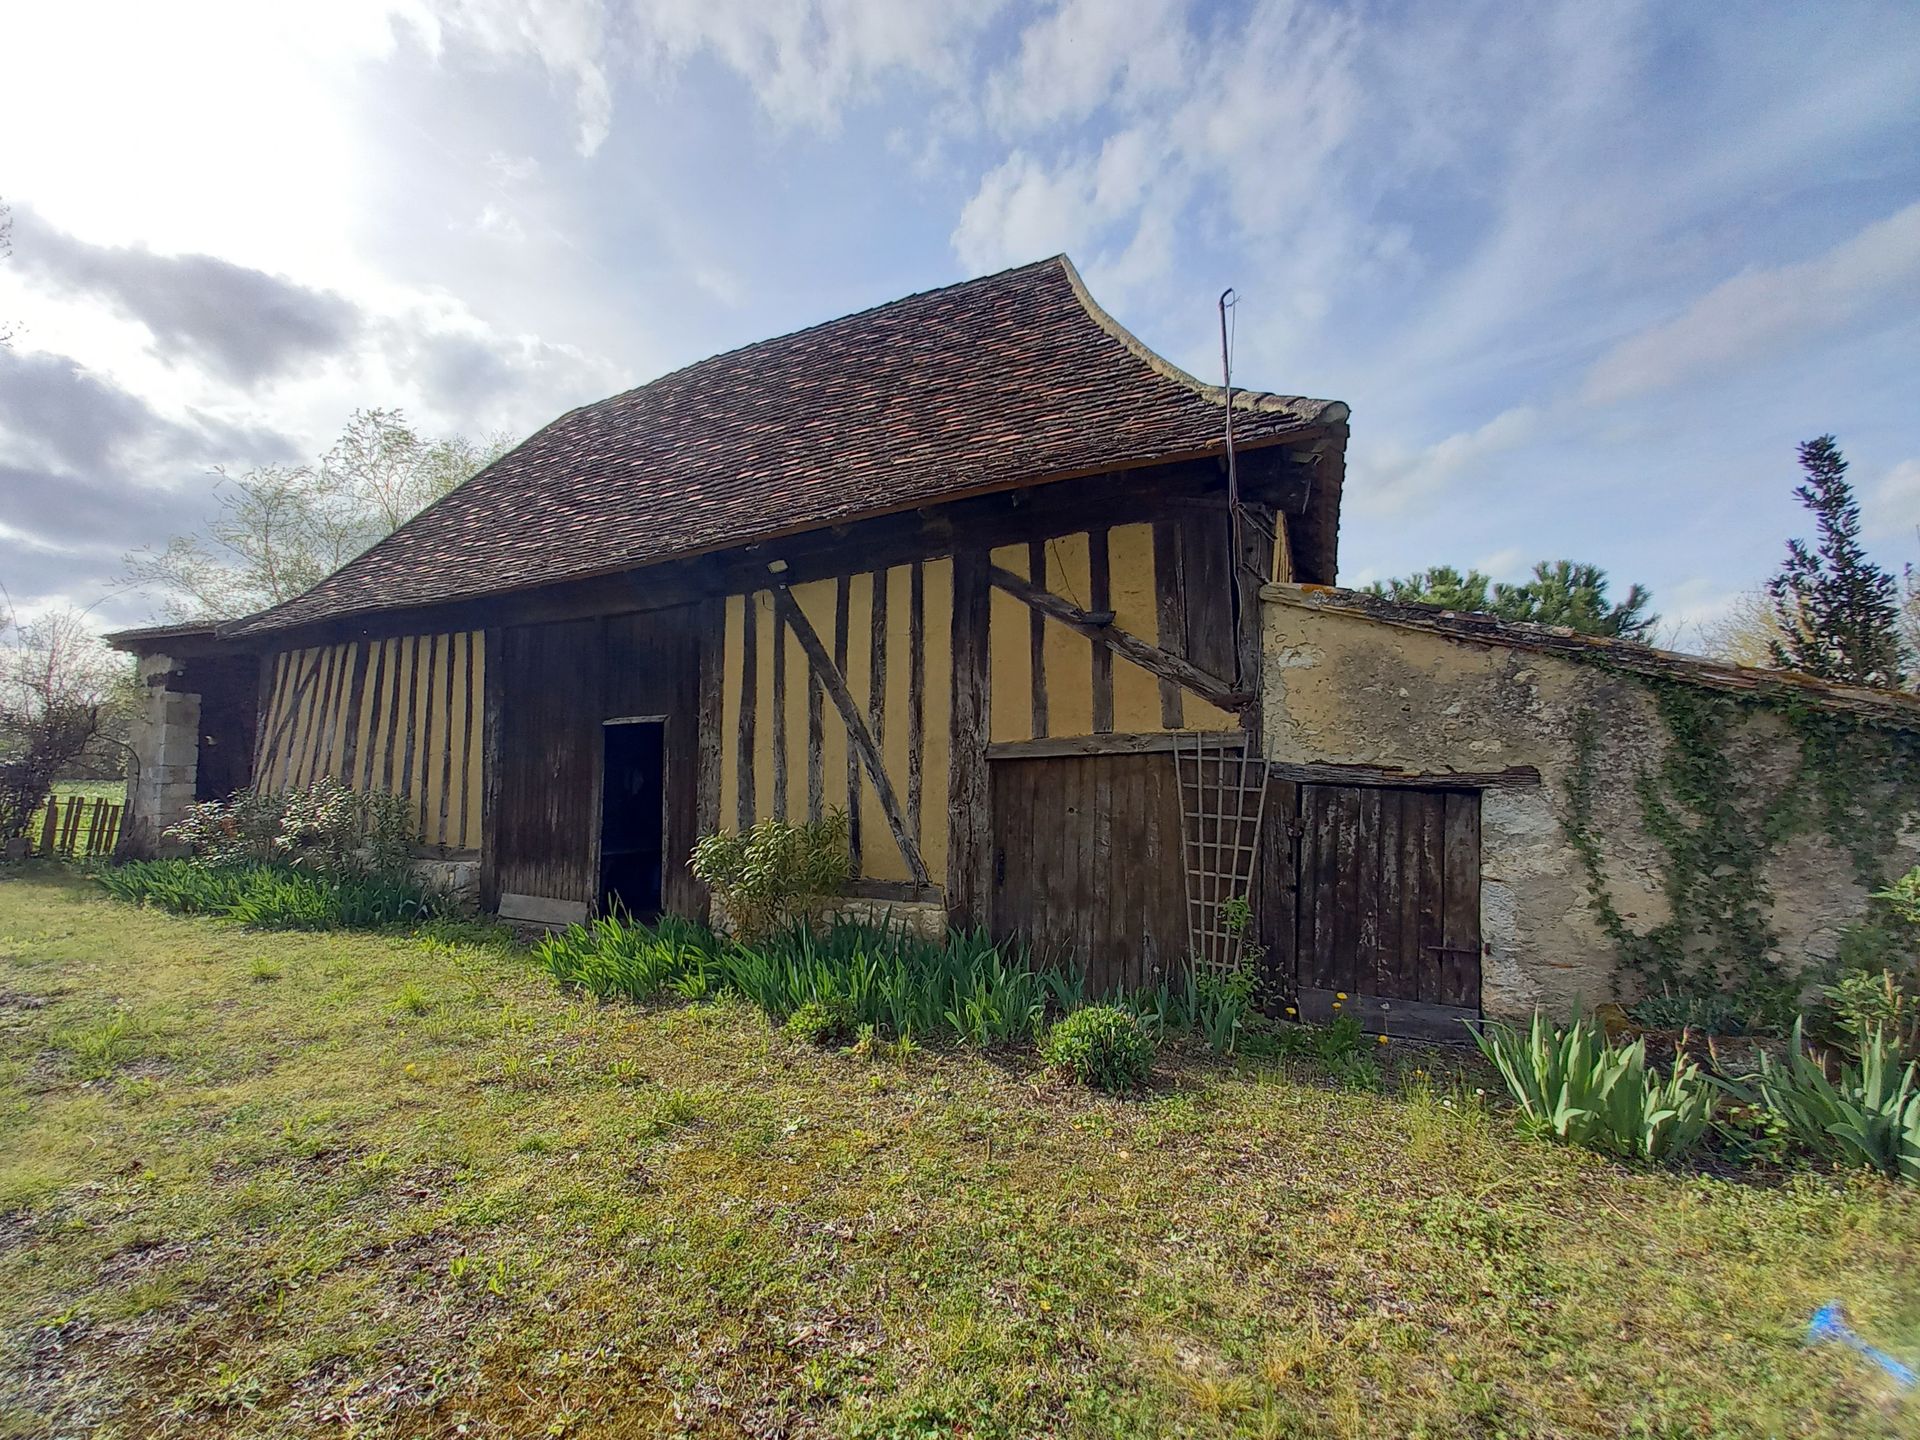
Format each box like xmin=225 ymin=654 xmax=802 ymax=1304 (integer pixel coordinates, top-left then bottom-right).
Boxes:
xmin=1261 ymin=587 xmax=1910 ymax=1020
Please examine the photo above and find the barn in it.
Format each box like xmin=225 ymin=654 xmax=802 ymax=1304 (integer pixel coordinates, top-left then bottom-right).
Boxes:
xmin=110 ymin=256 xmax=1920 ymax=1035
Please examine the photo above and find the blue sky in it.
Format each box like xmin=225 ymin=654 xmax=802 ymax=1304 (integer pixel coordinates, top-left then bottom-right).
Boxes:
xmin=2 ymin=0 xmax=1916 ymax=638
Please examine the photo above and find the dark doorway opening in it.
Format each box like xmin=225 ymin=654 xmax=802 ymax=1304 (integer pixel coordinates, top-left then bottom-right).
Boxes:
xmin=600 ymin=719 xmax=666 ymax=921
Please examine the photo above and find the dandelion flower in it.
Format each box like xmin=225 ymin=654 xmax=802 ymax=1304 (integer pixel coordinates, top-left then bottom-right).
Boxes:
xmin=1376 ymin=1035 xmax=1389 ymax=1045
xmin=1336 ymin=992 xmax=1348 ymax=1000
xmin=1285 ymin=1006 xmax=1297 ymax=1016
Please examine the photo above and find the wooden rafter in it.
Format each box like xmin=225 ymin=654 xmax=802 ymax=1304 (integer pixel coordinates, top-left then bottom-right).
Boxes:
xmin=770 ymin=585 xmax=933 ymax=887
xmin=985 ymin=564 xmax=1250 ymax=713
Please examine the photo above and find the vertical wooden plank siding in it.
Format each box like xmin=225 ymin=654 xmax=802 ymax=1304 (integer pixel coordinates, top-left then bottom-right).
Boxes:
xmin=735 ymin=594 xmax=757 ymax=829
xmin=481 ymin=627 xmax=504 ymax=910
xmin=694 ymin=599 xmax=725 ymax=919
xmin=1291 ymin=783 xmax=1482 ymax=1011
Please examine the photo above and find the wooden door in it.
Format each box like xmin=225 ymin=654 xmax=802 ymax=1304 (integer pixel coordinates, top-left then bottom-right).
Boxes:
xmin=989 ymin=752 xmax=1188 ymax=995
xmin=1287 ymin=784 xmax=1481 ymax=1038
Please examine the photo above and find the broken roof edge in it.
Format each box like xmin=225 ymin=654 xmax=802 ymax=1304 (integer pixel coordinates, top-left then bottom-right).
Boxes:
xmin=1264 ymin=582 xmax=1920 ymax=728
xmin=1056 ymin=256 xmax=1348 ymax=425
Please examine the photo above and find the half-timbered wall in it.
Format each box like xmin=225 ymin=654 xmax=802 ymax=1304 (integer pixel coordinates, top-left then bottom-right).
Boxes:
xmin=716 ymin=515 xmax=1254 ymax=890
xmin=254 ymin=631 xmax=485 ymax=849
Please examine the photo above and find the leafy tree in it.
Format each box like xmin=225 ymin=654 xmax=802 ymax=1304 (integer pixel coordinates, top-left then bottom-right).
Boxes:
xmin=1368 ymin=559 xmax=1657 ymax=641
xmin=1765 ymin=436 xmax=1905 ymax=688
xmin=1363 ymin=565 xmax=1491 ymax=612
xmin=125 ymin=409 xmax=511 ymax=622
xmin=0 ymin=602 xmax=135 ymax=843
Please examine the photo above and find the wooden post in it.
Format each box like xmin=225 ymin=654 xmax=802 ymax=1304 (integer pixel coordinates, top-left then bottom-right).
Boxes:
xmin=38 ymin=797 xmax=58 ymax=856
xmin=693 ymin=599 xmax=725 ymax=922
xmin=947 ymin=549 xmax=992 ymax=930
xmin=479 ymin=627 xmax=505 ymax=913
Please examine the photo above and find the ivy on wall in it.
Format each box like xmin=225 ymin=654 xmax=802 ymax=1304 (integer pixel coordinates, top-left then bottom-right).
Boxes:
xmin=1563 ymin=675 xmax=1920 ymax=1002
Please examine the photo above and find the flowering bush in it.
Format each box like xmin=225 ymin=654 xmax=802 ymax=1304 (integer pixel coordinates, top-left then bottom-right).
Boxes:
xmin=166 ymin=778 xmax=416 ymax=882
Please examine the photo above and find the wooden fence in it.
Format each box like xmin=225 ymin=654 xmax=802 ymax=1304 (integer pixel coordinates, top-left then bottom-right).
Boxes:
xmin=30 ymin=794 xmax=125 ymax=859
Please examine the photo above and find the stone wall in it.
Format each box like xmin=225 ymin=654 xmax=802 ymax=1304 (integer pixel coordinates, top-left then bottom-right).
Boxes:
xmin=119 ymin=655 xmax=201 ymax=858
xmin=1260 ymin=585 xmax=1917 ymax=1020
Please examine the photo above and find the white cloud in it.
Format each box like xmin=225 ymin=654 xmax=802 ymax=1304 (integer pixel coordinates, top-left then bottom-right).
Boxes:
xmin=1874 ymin=458 xmax=1920 ymax=543
xmin=1347 ymin=407 xmax=1540 ymax=518
xmin=1582 ymin=202 xmax=1920 ymax=407
xmin=630 ymin=0 xmax=1004 ymax=132
xmin=984 ymin=0 xmax=1190 ymax=132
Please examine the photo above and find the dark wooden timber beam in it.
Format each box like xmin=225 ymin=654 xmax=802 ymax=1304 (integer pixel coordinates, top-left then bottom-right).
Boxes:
xmin=986 ymin=564 xmax=1250 ymax=713
xmin=250 ymin=449 xmax=1323 ymax=652
xmin=771 ymin=585 xmax=932 ymax=887
xmin=1270 ymin=761 xmax=1542 ymax=790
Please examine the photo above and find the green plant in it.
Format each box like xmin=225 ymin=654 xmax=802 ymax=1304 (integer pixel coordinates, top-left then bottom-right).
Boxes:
xmin=1472 ymin=1012 xmax=1717 ymax=1164
xmin=1725 ymin=1021 xmax=1919 ymax=1181
xmin=1191 ymin=970 xmax=1255 ymax=1056
xmin=784 ymin=996 xmax=855 ymax=1047
xmin=166 ymin=777 xmax=416 ymax=882
xmin=94 ymin=858 xmax=434 ymax=930
xmin=1627 ymin=988 xmax=1782 ymax=1037
xmin=51 ymin=1010 xmax=146 ymax=1080
xmin=690 ymin=811 xmax=852 ymax=942
xmin=1821 ymin=969 xmax=1918 ymax=1062
xmin=1041 ymin=1006 xmax=1156 ymax=1093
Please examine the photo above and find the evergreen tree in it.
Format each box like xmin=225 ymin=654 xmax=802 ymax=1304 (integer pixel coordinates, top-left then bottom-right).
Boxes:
xmin=1363 ymin=565 xmax=1491 ymax=612
xmin=1765 ymin=436 xmax=1904 ymax=688
xmin=1367 ymin=560 xmax=1656 ymax=641
xmin=1491 ymin=560 xmax=1658 ymax=641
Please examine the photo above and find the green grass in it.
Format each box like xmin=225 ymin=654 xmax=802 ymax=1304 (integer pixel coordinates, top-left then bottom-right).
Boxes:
xmin=2 ymin=865 xmax=1918 ymax=1437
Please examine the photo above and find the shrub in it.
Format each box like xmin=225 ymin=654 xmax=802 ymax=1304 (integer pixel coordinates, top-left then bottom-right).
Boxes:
xmin=1726 ymin=1021 xmax=1919 ymax=1181
xmin=166 ymin=778 xmax=416 ymax=882
xmin=1041 ymin=1006 xmax=1156 ymax=1093
xmin=1472 ymin=1012 xmax=1716 ymax=1164
xmin=1822 ymin=969 xmax=1919 ymax=1062
xmin=690 ymin=812 xmax=851 ymax=942
xmin=784 ymin=997 xmax=855 ymax=1047
xmin=1628 ymin=989 xmax=1775 ymax=1036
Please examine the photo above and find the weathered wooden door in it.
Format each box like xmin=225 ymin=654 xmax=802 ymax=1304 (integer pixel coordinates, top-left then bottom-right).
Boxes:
xmin=1281 ymin=783 xmax=1482 ymax=1038
xmin=989 ymin=752 xmax=1188 ymax=994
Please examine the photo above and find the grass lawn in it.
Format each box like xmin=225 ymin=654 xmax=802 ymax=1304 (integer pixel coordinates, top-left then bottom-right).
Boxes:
xmin=1 ymin=868 xmax=1917 ymax=1438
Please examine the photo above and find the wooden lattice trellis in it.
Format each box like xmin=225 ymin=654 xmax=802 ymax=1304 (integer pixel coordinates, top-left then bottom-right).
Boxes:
xmin=1175 ymin=732 xmax=1271 ymax=978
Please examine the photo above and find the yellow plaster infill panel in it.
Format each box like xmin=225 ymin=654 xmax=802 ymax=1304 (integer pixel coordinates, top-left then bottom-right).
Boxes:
xmin=720 ymin=594 xmax=744 ymax=829
xmin=919 ymin=557 xmax=953 ymax=886
xmin=258 ymin=652 xmax=289 ymax=787
xmin=988 ymin=544 xmax=1031 ymax=743
xmin=1106 ymin=524 xmax=1163 ymax=733
xmin=780 ymin=611 xmax=808 ymax=822
xmin=751 ymin=592 xmax=776 ymax=827
xmin=846 ymin=571 xmax=903 ymax=879
xmin=375 ymin=638 xmax=404 ymax=793
xmin=464 ymin=633 xmax=485 ymax=847
xmin=291 ymin=647 xmax=329 ymax=788
xmin=882 ymin=564 xmax=916 ymax=872
xmin=1042 ymin=532 xmax=1094 ymax=738
xmin=790 ymin=577 xmax=846 ymax=829
xmin=439 ymin=632 xmax=469 ymax=846
xmin=410 ymin=637 xmax=439 ymax=840
xmin=326 ymin=643 xmax=354 ymax=779
xmin=350 ymin=642 xmax=378 ymax=790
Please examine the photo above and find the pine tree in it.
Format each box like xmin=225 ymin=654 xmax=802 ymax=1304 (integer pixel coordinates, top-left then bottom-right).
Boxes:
xmin=1491 ymin=560 xmax=1658 ymax=641
xmin=1765 ymin=436 xmax=1904 ymax=687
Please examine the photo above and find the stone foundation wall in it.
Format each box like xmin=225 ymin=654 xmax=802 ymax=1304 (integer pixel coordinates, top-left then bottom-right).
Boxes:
xmin=1261 ymin=586 xmax=1917 ymax=1020
xmin=119 ymin=655 xmax=200 ymax=858
xmin=411 ymin=853 xmax=481 ymax=912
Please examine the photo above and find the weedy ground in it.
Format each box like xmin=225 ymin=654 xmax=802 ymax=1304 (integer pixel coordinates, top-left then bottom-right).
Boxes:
xmin=1 ymin=866 xmax=1917 ymax=1439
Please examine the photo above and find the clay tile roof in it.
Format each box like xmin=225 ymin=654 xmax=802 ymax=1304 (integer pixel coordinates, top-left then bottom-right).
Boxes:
xmin=229 ymin=256 xmax=1346 ymax=636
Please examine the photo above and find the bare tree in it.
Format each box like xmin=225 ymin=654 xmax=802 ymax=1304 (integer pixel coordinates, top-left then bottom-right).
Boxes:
xmin=124 ymin=409 xmax=512 ymax=622
xmin=1 ymin=198 xmax=16 ymax=350
xmin=0 ymin=599 xmax=133 ymax=843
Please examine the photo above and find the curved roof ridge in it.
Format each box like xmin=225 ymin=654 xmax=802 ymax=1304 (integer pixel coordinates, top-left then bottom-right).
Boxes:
xmin=1057 ymin=256 xmax=1349 ymax=424
xmin=226 ymin=256 xmax=1348 ymax=636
